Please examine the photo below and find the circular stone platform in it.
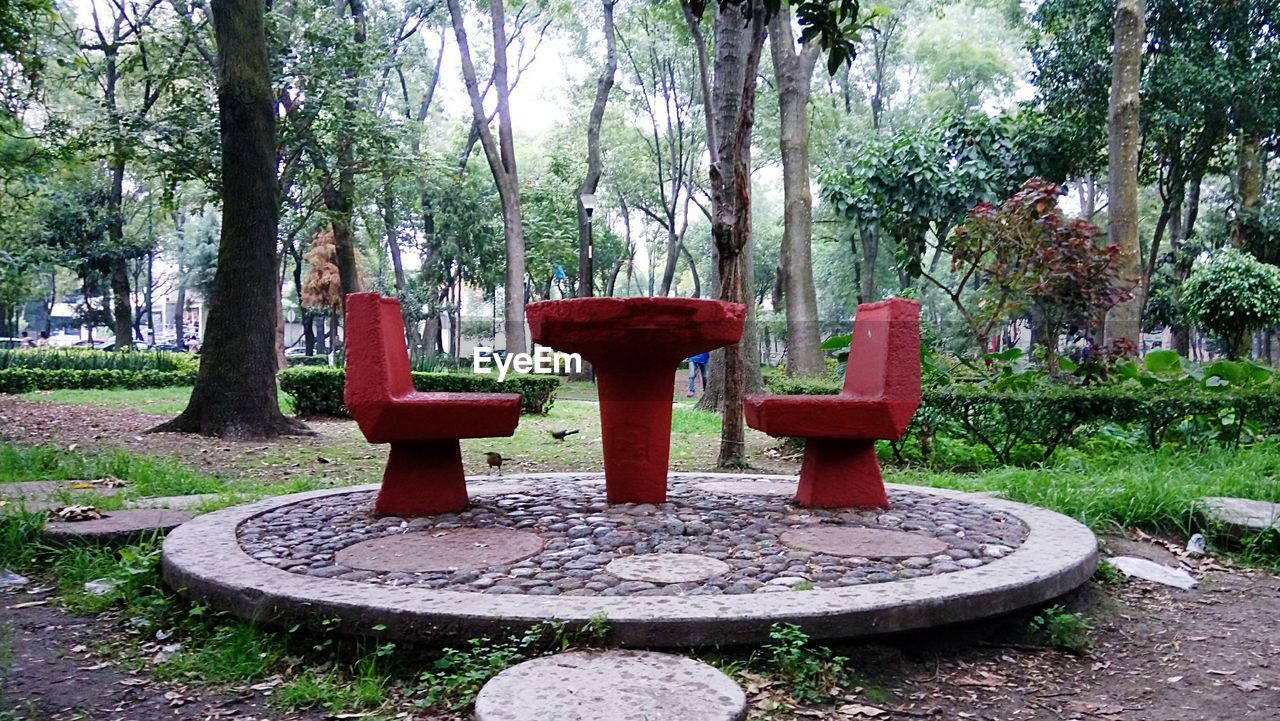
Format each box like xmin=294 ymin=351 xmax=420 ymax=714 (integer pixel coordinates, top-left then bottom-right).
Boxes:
xmin=161 ymin=473 xmax=1097 ymax=646
xmin=474 ymin=650 xmax=746 ymax=721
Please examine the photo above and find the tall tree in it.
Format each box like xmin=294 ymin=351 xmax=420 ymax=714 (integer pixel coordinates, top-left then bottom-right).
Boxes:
xmin=152 ymin=0 xmax=309 ymax=438
xmin=447 ymin=0 xmax=530 ymax=353
xmin=681 ymin=0 xmax=767 ymax=467
xmin=68 ymin=0 xmax=196 ymax=347
xmin=769 ymin=6 xmax=824 ymax=377
xmin=1102 ymin=0 xmax=1144 ymax=349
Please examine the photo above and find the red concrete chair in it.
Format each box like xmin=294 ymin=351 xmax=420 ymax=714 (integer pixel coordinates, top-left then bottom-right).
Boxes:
xmin=344 ymin=292 xmax=521 ymax=516
xmin=745 ymin=298 xmax=921 ymax=509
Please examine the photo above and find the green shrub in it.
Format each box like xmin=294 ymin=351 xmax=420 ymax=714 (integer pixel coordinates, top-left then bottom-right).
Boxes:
xmin=285 ymin=355 xmax=330 ymax=368
xmin=761 ymin=373 xmax=1280 ymax=465
xmin=0 ymin=349 xmax=196 ymax=372
xmin=278 ymin=366 xmax=559 ymax=416
xmin=0 ymin=367 xmax=199 ymax=394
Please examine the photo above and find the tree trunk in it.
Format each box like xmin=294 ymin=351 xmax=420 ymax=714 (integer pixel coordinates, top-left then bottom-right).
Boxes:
xmin=447 ymin=0 xmax=527 ymax=353
xmin=151 ymin=0 xmax=310 ymax=439
xmin=1102 ymin=0 xmax=1145 ymax=351
xmin=683 ymin=0 xmax=767 ymax=467
xmin=859 ymin=226 xmax=880 ymax=303
xmin=1232 ymin=134 xmax=1263 ymax=249
xmin=576 ymin=0 xmax=617 ymax=297
xmin=175 ymin=277 xmax=186 ymax=347
xmin=770 ymin=9 xmax=824 ymax=377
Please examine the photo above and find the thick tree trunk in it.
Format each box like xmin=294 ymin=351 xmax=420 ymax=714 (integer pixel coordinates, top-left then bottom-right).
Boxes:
xmin=770 ymin=10 xmax=824 ymax=377
xmin=151 ymin=0 xmax=310 ymax=439
xmin=1102 ymin=0 xmax=1145 ymax=351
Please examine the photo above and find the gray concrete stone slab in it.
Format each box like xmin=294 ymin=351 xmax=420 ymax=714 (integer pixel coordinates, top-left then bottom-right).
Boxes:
xmin=474 ymin=650 xmax=746 ymax=721
xmin=781 ymin=527 xmax=948 ymax=558
xmin=159 ymin=473 xmax=1098 ymax=647
xmin=126 ymin=494 xmax=222 ymax=510
xmin=335 ymin=529 xmax=544 ymax=572
xmin=1199 ymin=496 xmax=1280 ymax=536
xmin=44 ymin=509 xmax=193 ymax=547
xmin=605 ymin=554 xmax=731 ymax=584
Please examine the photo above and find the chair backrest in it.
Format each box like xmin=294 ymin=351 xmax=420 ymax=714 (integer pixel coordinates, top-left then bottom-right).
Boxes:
xmin=841 ymin=298 xmax=921 ymax=401
xmin=344 ymin=292 xmax=414 ymax=402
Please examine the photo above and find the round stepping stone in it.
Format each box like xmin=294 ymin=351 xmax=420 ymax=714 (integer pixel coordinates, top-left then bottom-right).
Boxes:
xmin=606 ymin=553 xmax=731 ymax=584
xmin=781 ymin=527 xmax=948 ymax=558
xmin=468 ymin=482 xmax=531 ymax=496
xmin=696 ymin=480 xmax=796 ymax=496
xmin=474 ymin=650 xmax=746 ymax=721
xmin=126 ymin=494 xmax=222 ymax=510
xmin=334 ymin=528 xmax=543 ymax=572
xmin=1199 ymin=496 xmax=1280 ymax=537
xmin=42 ymin=509 xmax=193 ymax=547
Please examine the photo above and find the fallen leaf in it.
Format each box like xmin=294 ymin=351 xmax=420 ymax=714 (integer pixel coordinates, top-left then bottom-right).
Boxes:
xmin=7 ymin=600 xmax=49 ymax=609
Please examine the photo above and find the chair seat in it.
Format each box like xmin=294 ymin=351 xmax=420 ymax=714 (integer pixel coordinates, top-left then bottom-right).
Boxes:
xmin=744 ymin=394 xmax=917 ymax=439
xmin=352 ymin=392 xmax=522 ymax=443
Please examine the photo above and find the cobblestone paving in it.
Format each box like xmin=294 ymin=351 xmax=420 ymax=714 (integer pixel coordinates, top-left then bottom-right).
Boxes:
xmin=236 ymin=476 xmax=1028 ymax=597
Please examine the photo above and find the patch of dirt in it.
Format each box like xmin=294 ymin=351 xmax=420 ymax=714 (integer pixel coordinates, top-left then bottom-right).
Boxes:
xmin=0 ymin=596 xmax=334 ymax=721
xmin=0 ymin=395 xmax=800 ymax=484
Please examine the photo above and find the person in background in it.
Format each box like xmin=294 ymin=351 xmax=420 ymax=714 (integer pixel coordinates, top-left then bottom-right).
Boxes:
xmin=35 ymin=331 xmax=49 ymax=347
xmin=687 ymin=351 xmax=709 ymax=397
xmin=19 ymin=331 xmax=32 ymax=348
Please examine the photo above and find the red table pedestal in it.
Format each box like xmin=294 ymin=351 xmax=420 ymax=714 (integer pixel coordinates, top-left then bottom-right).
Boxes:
xmin=527 ymin=298 xmax=744 ymax=504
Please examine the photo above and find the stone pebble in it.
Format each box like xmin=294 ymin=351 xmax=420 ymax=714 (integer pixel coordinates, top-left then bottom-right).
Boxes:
xmin=236 ymin=475 xmax=1028 ymax=598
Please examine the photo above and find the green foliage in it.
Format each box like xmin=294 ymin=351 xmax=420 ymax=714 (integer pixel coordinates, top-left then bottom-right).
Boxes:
xmin=0 ymin=509 xmax=44 ymax=569
xmin=417 ymin=616 xmax=609 ymax=711
xmin=765 ymin=364 xmax=1280 ymax=465
xmin=0 ymin=367 xmax=198 ymax=393
xmin=1027 ymin=604 xmax=1092 ymax=654
xmin=54 ymin=540 xmax=167 ymax=614
xmin=1092 ymin=560 xmax=1126 ymax=585
xmin=951 ymin=178 xmax=1131 ymax=353
xmin=1182 ymin=248 xmax=1280 ymax=360
xmin=285 ymin=355 xmax=330 ymax=368
xmin=0 ymin=442 xmax=226 ymax=496
xmin=278 ymin=366 xmax=560 ymax=416
xmin=758 ymin=624 xmax=847 ymax=704
xmin=0 ymin=349 xmax=195 ymax=372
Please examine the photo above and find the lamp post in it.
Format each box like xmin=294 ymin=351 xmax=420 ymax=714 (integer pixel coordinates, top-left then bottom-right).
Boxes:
xmin=579 ymin=192 xmax=597 ymax=297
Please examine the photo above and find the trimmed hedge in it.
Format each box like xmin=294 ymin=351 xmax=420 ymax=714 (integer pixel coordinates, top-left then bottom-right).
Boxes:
xmin=286 ymin=355 xmax=331 ymax=367
xmin=0 ymin=367 xmax=199 ymax=394
xmin=0 ymin=348 xmax=196 ymax=372
xmin=764 ymin=375 xmax=1280 ymax=464
xmin=278 ymin=366 xmax=559 ymax=416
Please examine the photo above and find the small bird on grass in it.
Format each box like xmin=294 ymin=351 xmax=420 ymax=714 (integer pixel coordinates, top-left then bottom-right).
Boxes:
xmin=484 ymin=452 xmax=504 ymax=475
xmin=550 ymin=429 xmax=580 ymax=441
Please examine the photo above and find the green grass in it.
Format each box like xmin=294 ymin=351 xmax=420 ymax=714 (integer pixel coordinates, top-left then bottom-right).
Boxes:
xmin=895 ymin=443 xmax=1280 ymax=536
xmin=0 ymin=443 xmax=228 ymax=496
xmin=21 ymin=386 xmax=292 ymax=416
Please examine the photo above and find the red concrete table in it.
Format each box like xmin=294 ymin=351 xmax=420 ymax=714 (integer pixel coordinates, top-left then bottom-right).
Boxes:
xmin=526 ymin=298 xmax=744 ymax=504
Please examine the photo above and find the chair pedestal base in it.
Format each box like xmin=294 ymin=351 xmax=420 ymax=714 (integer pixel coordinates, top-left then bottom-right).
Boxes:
xmin=795 ymin=438 xmax=889 ymax=509
xmin=374 ymin=440 xmax=469 ymax=516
